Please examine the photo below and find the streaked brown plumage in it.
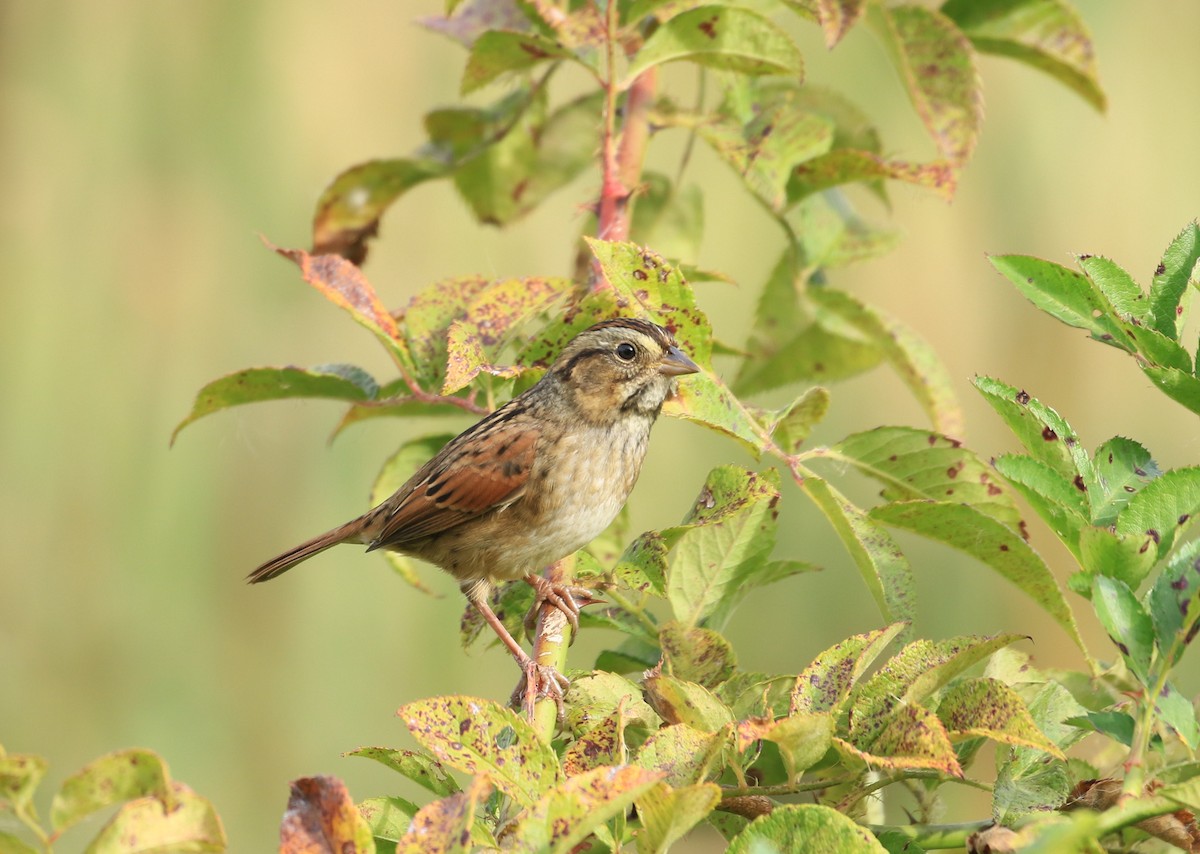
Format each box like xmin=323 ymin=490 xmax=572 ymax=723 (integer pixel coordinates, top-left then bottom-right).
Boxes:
xmin=249 ymin=317 xmax=699 ymax=711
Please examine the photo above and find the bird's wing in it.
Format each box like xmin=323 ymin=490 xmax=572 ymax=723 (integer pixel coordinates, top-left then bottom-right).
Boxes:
xmin=369 ymin=418 xmax=540 ymax=547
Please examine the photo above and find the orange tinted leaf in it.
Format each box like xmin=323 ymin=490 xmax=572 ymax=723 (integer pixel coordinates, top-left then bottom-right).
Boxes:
xmin=279 ymin=776 xmax=372 ymax=854
xmin=270 ymin=242 xmax=409 ymax=367
xmin=840 ymin=704 xmax=963 ymax=776
xmin=938 ymin=678 xmax=1065 ymax=758
xmin=393 ymin=776 xmax=491 ymax=854
xmin=90 ymin=782 xmax=226 ymax=853
xmin=788 ymin=148 xmax=956 ymax=203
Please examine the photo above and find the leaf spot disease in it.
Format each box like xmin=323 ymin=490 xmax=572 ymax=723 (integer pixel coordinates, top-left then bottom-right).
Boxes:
xmin=698 ymin=15 xmax=719 ymax=38
xmin=1073 ymin=475 xmax=1087 ymax=492
xmin=1042 ymin=426 xmax=1057 ymax=441
xmin=1015 ymin=389 xmax=1031 ymax=405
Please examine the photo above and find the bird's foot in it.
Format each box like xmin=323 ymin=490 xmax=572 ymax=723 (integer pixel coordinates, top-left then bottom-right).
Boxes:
xmin=523 ymin=574 xmax=603 ymax=639
xmin=510 ymin=654 xmax=570 ymax=723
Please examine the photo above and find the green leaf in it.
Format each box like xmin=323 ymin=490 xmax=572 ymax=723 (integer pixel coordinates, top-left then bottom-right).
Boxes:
xmin=312 ymin=158 xmax=447 ymax=264
xmin=787 ymin=149 xmax=957 ymax=203
xmin=1156 ymin=682 xmax=1200 ymax=749
xmin=761 ymin=387 xmax=831 ymax=454
xmin=634 ymin=782 xmax=721 ymax=854
xmin=791 ymin=623 xmax=909 ymax=715
xmin=630 ymin=172 xmax=705 ymax=262
xmin=938 ymin=678 xmax=1065 ymax=758
xmin=801 ymin=474 xmax=915 ymax=630
xmin=725 ymin=804 xmax=888 ymax=853
xmin=502 ymin=766 xmax=663 ymax=854
xmin=736 ymin=313 xmax=885 ymax=397
xmin=345 ymin=747 xmax=462 ymax=798
xmin=869 ymin=500 xmax=1087 ymax=656
xmin=812 ymin=288 xmax=963 ymax=437
xmin=833 ymin=426 xmax=1020 ymax=528
xmin=1089 ymin=437 xmax=1160 ymax=526
xmin=626 ymin=7 xmax=804 ymax=81
xmin=1147 ymin=538 xmax=1200 ymax=668
xmin=1142 ymin=364 xmax=1200 ymax=416
xmin=988 ymin=254 xmax=1133 ymax=352
xmin=87 ymin=782 xmax=226 ymax=854
xmin=51 ymin=748 xmax=172 ymax=833
xmin=870 ymin=4 xmax=981 ymax=165
xmin=666 ymin=467 xmax=783 ymax=629
xmin=972 ymin=376 xmax=1092 ymax=485
xmin=0 ymin=753 xmax=46 ymax=820
xmin=992 ymin=453 xmax=1086 ymax=552
xmin=1148 ymin=220 xmax=1200 ymax=338
xmin=358 ymin=796 xmax=421 ymax=849
xmin=393 ymin=776 xmax=490 ymax=854
xmin=1091 ymin=575 xmax=1154 ymax=682
xmin=788 ymin=193 xmax=901 ymax=270
xmin=643 ymin=673 xmax=735 ymax=733
xmin=0 ymin=833 xmax=39 ymax=854
xmin=1075 ymin=525 xmax=1157 ymax=591
xmin=397 ymin=696 xmax=560 ymax=806
xmin=992 ymin=682 xmax=1088 ymax=823
xmin=461 ymin=29 xmax=572 ymax=93
xmin=1115 ymin=466 xmax=1200 ymax=561
xmin=171 ymin=364 xmax=379 ymax=443
xmin=1077 ymin=255 xmax=1149 ymax=324
xmin=735 ymin=713 xmax=835 ymax=778
xmin=634 ymin=724 xmax=729 ymax=788
xmin=942 ymin=0 xmax=1105 ymax=112
xmin=659 ymin=622 xmax=736 ymax=688
xmin=564 ymin=672 xmax=661 ymax=737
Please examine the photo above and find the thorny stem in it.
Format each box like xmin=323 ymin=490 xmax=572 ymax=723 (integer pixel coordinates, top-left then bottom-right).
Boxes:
xmin=1123 ymin=663 xmax=1173 ymax=797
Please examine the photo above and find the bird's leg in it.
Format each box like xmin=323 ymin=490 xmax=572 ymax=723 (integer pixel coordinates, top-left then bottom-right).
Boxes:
xmin=464 ymin=582 xmax=568 ymax=721
xmin=522 ymin=573 xmax=603 ymax=640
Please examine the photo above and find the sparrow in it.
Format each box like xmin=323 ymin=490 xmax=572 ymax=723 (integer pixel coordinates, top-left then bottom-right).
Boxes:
xmin=248 ymin=317 xmax=699 ymax=713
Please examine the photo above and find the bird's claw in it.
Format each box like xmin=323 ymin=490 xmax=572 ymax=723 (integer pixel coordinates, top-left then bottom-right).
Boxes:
xmin=523 ymin=575 xmax=602 ymax=639
xmin=510 ymin=658 xmax=570 ymax=724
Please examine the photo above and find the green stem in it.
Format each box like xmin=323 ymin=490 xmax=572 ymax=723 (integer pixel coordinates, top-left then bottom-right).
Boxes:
xmin=531 ymin=557 xmax=575 ymax=741
xmin=867 ymin=821 xmax=989 ymax=850
xmin=1123 ymin=663 xmax=1172 ymax=796
xmin=605 ymin=587 xmax=659 ymax=636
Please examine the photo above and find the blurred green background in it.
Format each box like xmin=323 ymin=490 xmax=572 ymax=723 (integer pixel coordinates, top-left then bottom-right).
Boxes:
xmin=3 ymin=2 xmax=1199 ymax=849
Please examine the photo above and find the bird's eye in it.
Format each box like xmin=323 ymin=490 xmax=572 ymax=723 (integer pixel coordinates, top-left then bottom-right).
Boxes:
xmin=615 ymin=342 xmax=637 ymax=361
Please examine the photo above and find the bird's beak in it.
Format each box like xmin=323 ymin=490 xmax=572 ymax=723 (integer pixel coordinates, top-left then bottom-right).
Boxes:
xmin=659 ymin=345 xmax=700 ymax=377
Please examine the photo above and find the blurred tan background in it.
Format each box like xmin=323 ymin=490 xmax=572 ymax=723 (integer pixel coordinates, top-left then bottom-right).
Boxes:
xmin=2 ymin=2 xmax=1198 ymax=849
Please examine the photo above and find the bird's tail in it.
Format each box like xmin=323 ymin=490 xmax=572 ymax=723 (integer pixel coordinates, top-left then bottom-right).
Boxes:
xmin=247 ymin=518 xmax=368 ymax=584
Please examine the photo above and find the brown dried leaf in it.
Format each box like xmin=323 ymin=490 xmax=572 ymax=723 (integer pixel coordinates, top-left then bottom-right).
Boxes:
xmin=279 ymin=775 xmax=373 ymax=854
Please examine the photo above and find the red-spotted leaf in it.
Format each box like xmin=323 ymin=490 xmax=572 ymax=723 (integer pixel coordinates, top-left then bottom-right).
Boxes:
xmin=441 ymin=320 xmax=527 ymax=394
xmin=562 ymin=706 xmax=627 ymax=776
xmin=1076 ymin=525 xmax=1157 ymax=592
xmin=397 ymin=696 xmax=560 ymax=805
xmin=832 ymin=426 xmax=1018 ymax=527
xmin=312 ymin=158 xmax=447 ymax=264
xmin=419 ymin=0 xmax=531 ymax=48
xmin=1114 ymin=466 xmax=1200 ymax=561
xmin=1089 ymin=437 xmax=1160 ymax=527
xmin=345 ymin=747 xmax=461 ymax=798
xmin=626 ymin=7 xmax=804 ymax=82
xmin=781 ymin=0 xmax=868 ymax=48
xmin=726 ymin=804 xmax=889 ymax=853
xmin=50 ymin=748 xmax=172 ymax=833
xmin=870 ymin=4 xmax=981 ymax=165
xmin=791 ymin=623 xmax=908 ymax=715
xmin=848 ymin=634 xmax=1025 ymax=747
xmin=938 ymin=678 xmax=1065 ymax=758
xmin=788 ymin=148 xmax=956 ymax=203
xmin=279 ymin=776 xmax=371 ymax=854
xmin=1148 ymin=539 xmax=1200 ymax=668
xmin=942 ymin=0 xmax=1105 ymax=112
xmin=869 ymin=500 xmax=1087 ymax=656
xmin=90 ymin=782 xmax=226 ymax=853
xmin=502 ymin=766 xmax=663 ymax=854
xmin=462 ymin=29 xmax=573 ymax=94
xmin=1148 ymin=220 xmax=1200 ymax=339
xmin=659 ymin=622 xmax=737 ymax=688
xmin=392 ymin=775 xmax=491 ymax=854
xmin=634 ymin=724 xmax=729 ymax=788
xmin=842 ymin=704 xmax=963 ymax=776
xmin=1089 ymin=575 xmax=1154 ymax=683
xmin=171 ymin=364 xmax=379 ymax=444
xmin=0 ymin=753 xmax=46 ymax=816
xmin=563 ymin=671 xmax=661 ymax=737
